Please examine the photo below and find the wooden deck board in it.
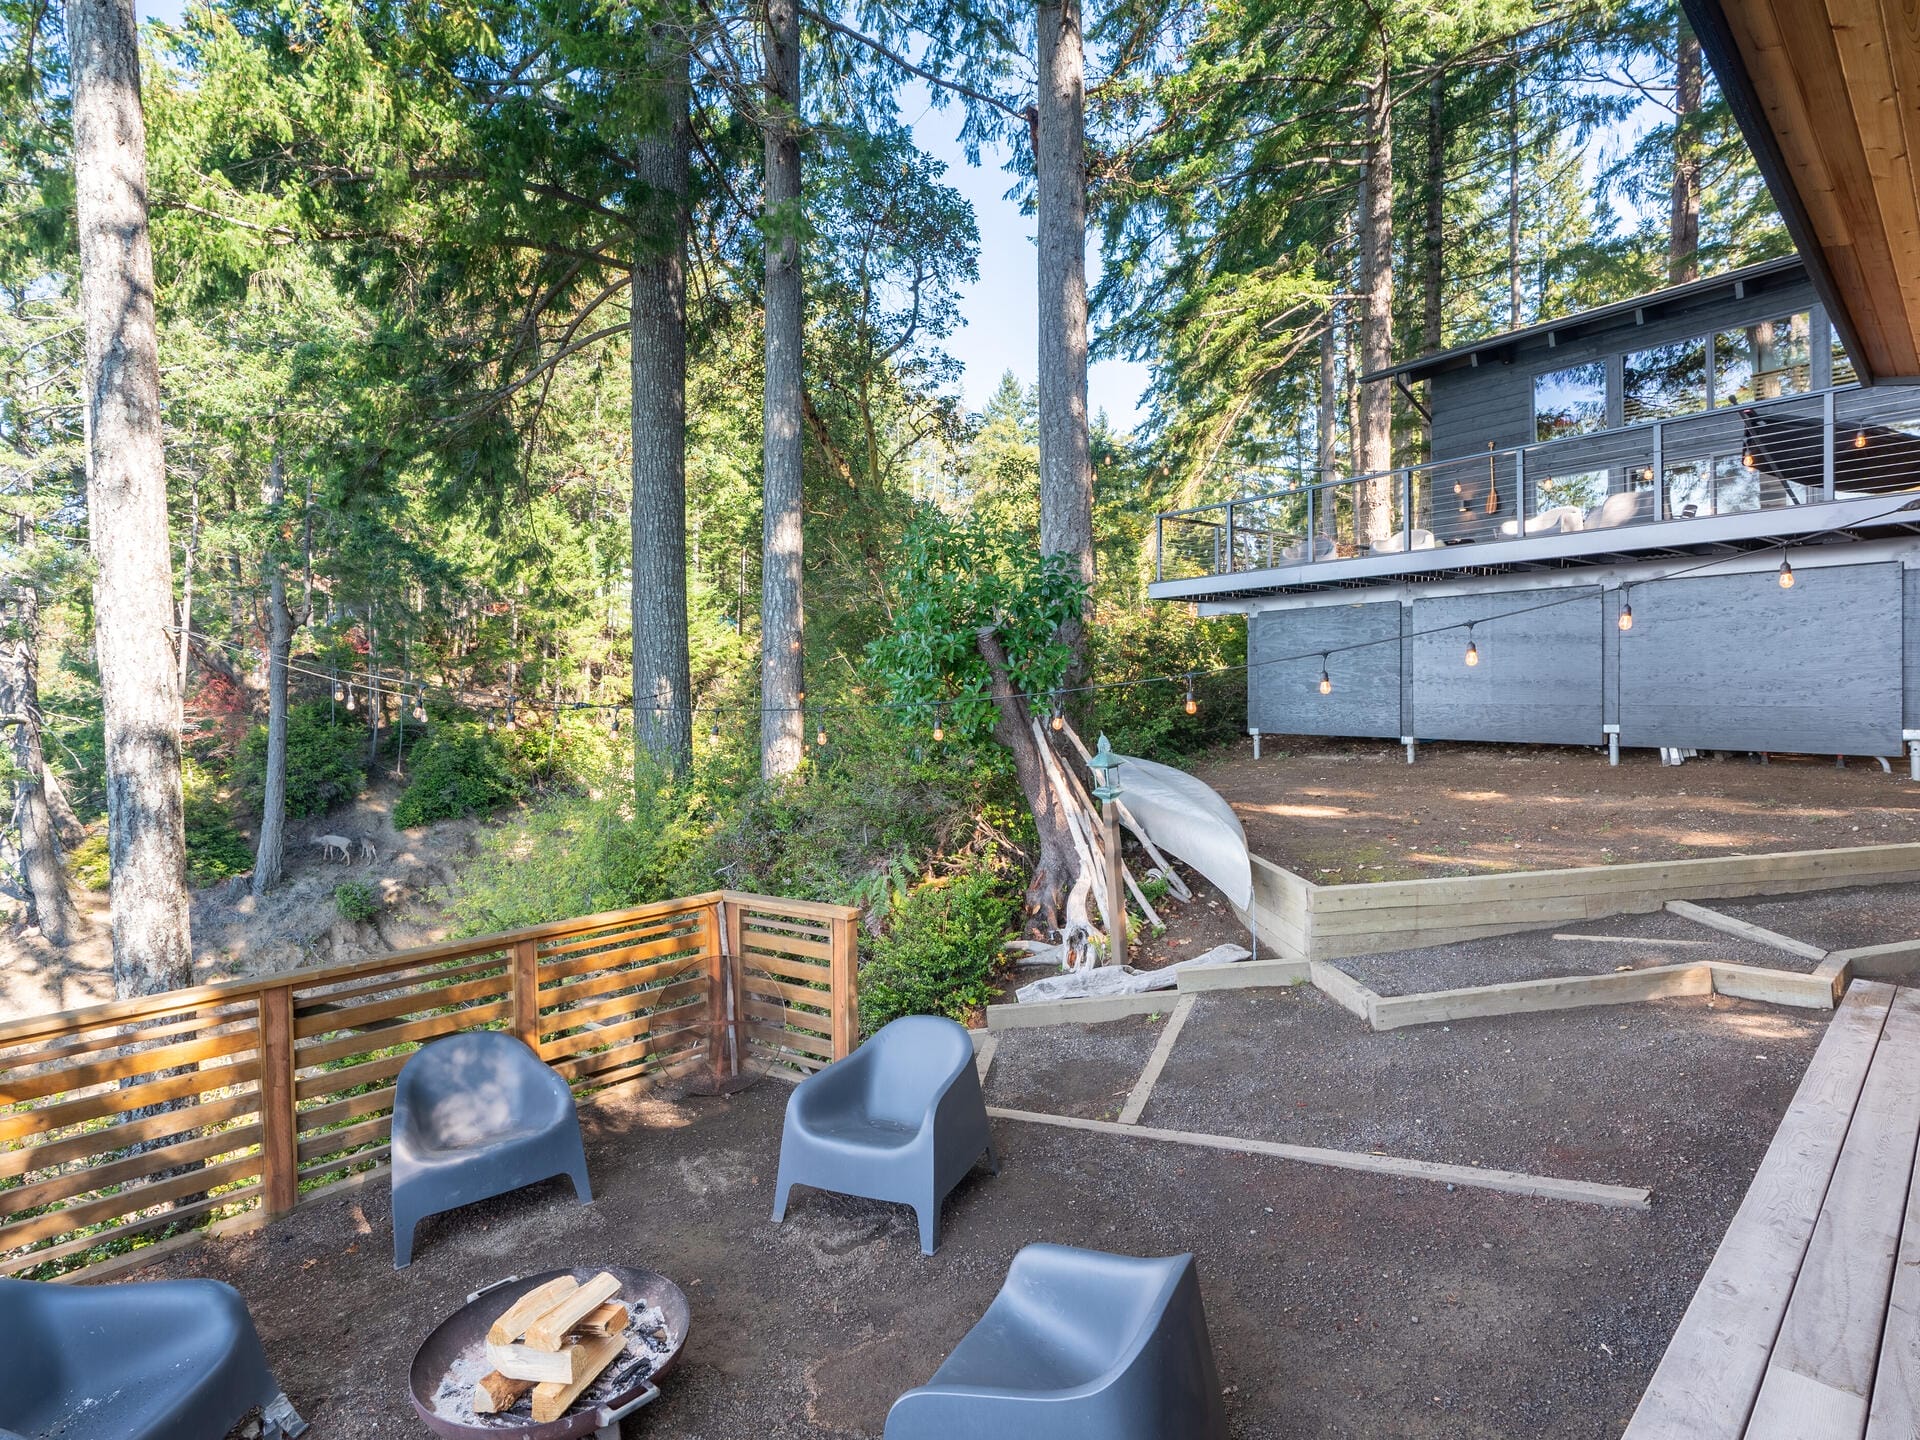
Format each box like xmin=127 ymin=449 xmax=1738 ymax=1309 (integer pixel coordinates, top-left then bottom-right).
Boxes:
xmin=1623 ymin=981 xmax=1895 ymax=1439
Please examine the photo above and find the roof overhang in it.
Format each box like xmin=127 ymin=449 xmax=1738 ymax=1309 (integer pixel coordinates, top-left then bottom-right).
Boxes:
xmin=1682 ymin=0 xmax=1920 ymax=386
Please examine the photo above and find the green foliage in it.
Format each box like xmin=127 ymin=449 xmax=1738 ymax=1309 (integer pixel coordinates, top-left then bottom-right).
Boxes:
xmin=393 ymin=722 xmax=522 ymax=828
xmin=65 ymin=834 xmax=110 ymax=892
xmin=866 ymin=510 xmax=1087 ymax=742
xmin=490 ymin=709 xmax=618 ymax=795
xmin=1091 ymin=607 xmax=1247 ymax=760
xmin=334 ymin=881 xmax=380 ymax=923
xmin=240 ymin=703 xmax=366 ymax=820
xmin=858 ymin=869 xmax=1017 ymax=1032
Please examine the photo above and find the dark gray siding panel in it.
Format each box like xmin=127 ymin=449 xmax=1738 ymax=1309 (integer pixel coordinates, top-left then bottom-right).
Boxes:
xmin=1618 ymin=563 xmax=1902 ymax=754
xmin=1250 ymin=604 xmax=1402 ymax=738
xmin=1432 ymin=367 xmax=1533 ymax=459
xmin=1409 ymin=590 xmax=1604 ymax=745
xmin=1906 ymin=567 xmax=1920 ymax=732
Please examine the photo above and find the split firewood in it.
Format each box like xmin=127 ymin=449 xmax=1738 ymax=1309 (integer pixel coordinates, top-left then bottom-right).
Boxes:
xmin=575 ymin=1301 xmax=629 ymax=1337
xmin=487 ymin=1276 xmax=580 ymax=1345
xmin=525 ymin=1271 xmax=622 ymax=1350
xmin=531 ymin=1334 xmax=626 ymax=1423
xmin=486 ymin=1338 xmax=604 ymax=1385
xmin=472 ymin=1371 xmax=533 ymax=1414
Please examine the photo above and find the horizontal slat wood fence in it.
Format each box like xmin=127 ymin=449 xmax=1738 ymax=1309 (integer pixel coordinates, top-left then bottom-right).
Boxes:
xmin=0 ymin=890 xmax=858 ymax=1279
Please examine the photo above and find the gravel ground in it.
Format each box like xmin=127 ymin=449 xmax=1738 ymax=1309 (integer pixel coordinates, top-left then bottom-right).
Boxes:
xmin=984 ymin=1011 xmax=1168 ymax=1119
xmin=127 ymin=991 xmax=1823 ymax=1440
xmin=1143 ymin=987 xmax=1824 ymax=1188
xmin=1696 ymin=882 xmax=1920 ymax=954
xmin=1332 ymin=907 xmax=1816 ymax=996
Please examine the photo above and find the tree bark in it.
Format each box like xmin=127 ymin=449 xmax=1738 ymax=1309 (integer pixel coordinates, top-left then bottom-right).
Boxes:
xmin=758 ymin=0 xmax=806 ymax=779
xmin=1036 ymin=0 xmax=1094 ymax=709
xmin=631 ymin=29 xmax=694 ymax=781
xmin=3 ymin=588 xmax=81 ymax=943
xmin=177 ymin=477 xmax=197 ymax=698
xmin=1354 ymin=63 xmax=1396 ymax=546
xmin=1670 ymin=13 xmax=1702 ymax=285
xmin=977 ymin=625 xmax=1080 ymax=932
xmin=69 ymin=0 xmax=192 ymax=996
xmin=1507 ymin=66 xmax=1523 ymax=327
xmin=1423 ymin=74 xmax=1446 ymax=472
xmin=252 ymin=448 xmax=308 ymax=896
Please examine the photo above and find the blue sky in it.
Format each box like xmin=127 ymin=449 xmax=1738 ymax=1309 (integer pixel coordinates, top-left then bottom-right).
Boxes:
xmin=132 ymin=0 xmax=1154 ymax=431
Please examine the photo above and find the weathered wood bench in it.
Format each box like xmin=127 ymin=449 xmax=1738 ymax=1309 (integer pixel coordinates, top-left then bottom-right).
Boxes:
xmin=1625 ymin=980 xmax=1920 ymax=1438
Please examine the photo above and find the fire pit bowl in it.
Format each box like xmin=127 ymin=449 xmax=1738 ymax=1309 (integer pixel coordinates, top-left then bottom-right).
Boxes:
xmin=408 ymin=1265 xmax=690 ymax=1440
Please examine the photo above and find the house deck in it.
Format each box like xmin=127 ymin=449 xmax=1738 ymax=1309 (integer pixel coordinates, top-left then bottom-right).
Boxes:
xmin=1625 ymin=979 xmax=1920 ymax=1437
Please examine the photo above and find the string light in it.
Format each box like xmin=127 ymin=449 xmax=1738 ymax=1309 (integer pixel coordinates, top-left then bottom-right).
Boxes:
xmin=815 ymin=721 xmax=828 ymax=748
xmin=1855 ymin=430 xmax=1869 ymax=449
xmin=1318 ymin=656 xmax=1333 ymax=695
xmin=1050 ymin=694 xmax=1066 ymax=732
xmin=1183 ymin=675 xmax=1198 ymax=715
xmin=931 ymin=706 xmax=945 ymax=743
xmin=1618 ymin=585 xmax=1633 ymax=632
xmin=1778 ymin=552 xmax=1795 ymax=589
xmin=1464 ymin=625 xmax=1480 ymax=667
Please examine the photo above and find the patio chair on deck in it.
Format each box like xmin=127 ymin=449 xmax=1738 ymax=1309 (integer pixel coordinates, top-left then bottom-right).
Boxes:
xmin=771 ymin=1014 xmax=995 ymax=1254
xmin=883 ymin=1244 xmax=1230 ymax=1440
xmin=0 ymin=1275 xmax=307 ymax=1440
xmin=390 ymin=1030 xmax=592 ymax=1268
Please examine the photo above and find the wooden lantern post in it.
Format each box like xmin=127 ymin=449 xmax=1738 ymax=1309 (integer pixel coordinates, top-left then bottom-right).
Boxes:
xmin=1090 ymin=733 xmax=1127 ymax=967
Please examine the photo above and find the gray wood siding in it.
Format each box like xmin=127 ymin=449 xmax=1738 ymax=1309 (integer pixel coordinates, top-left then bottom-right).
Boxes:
xmin=1428 ymin=275 xmax=1823 ymax=463
xmin=1250 ymin=604 xmax=1402 ymax=738
xmin=1409 ymin=589 xmax=1605 ymax=745
xmin=1906 ymin=567 xmax=1920 ymax=732
xmin=1617 ymin=563 xmax=1903 ymax=754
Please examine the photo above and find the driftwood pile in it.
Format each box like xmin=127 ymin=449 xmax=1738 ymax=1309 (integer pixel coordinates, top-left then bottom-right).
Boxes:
xmin=475 ymin=1272 xmax=636 ymax=1423
xmin=1004 ymin=720 xmax=1193 ymax=972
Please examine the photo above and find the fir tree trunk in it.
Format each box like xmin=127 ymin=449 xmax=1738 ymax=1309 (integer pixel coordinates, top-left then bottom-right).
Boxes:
xmin=68 ymin=0 xmax=191 ymax=996
xmin=759 ymin=0 xmax=806 ymax=779
xmin=1316 ymin=317 xmax=1340 ymax=540
xmin=1670 ymin=14 xmax=1702 ymax=285
xmin=1423 ymin=76 xmax=1446 ymax=472
xmin=631 ymin=31 xmax=694 ymax=781
xmin=177 ymin=478 xmax=197 ymax=699
xmin=977 ymin=625 xmax=1080 ymax=932
xmin=1355 ymin=66 xmax=1396 ymax=546
xmin=1036 ymin=0 xmax=1094 ymax=709
xmin=3 ymin=588 xmax=80 ymax=943
xmin=253 ymin=449 xmax=304 ymax=896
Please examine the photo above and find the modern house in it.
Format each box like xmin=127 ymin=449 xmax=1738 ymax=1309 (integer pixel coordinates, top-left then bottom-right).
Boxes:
xmin=1149 ymin=254 xmax=1920 ymax=762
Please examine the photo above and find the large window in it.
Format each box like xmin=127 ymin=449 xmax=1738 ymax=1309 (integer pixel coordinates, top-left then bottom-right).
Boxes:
xmin=1624 ymin=338 xmax=1709 ymax=422
xmin=1714 ymin=313 xmax=1811 ymax=404
xmin=1833 ymin=332 xmax=1858 ymax=387
xmin=1533 ymin=362 xmax=1608 ymax=442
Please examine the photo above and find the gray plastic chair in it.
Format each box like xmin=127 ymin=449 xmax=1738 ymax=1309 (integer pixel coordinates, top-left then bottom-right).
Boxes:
xmin=771 ymin=1014 xmax=995 ymax=1254
xmin=0 ymin=1275 xmax=307 ymax=1439
xmin=884 ymin=1244 xmax=1230 ymax=1440
xmin=390 ymin=1029 xmax=592 ymax=1268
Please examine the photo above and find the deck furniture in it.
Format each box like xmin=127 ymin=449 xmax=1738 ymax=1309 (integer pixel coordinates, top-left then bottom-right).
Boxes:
xmin=0 ymin=1275 xmax=306 ymax=1439
xmin=1372 ymin=526 xmax=1438 ymax=554
xmin=882 ymin=1244 xmax=1230 ymax=1440
xmin=391 ymin=1030 xmax=593 ymax=1268
xmin=771 ymin=1014 xmax=995 ymax=1254
xmin=1625 ymin=979 xmax=1920 ymax=1438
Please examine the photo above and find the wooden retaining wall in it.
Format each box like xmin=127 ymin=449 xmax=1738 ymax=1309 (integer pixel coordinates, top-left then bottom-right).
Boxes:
xmin=1243 ymin=843 xmax=1920 ymax=963
xmin=0 ymin=890 xmax=858 ymax=1279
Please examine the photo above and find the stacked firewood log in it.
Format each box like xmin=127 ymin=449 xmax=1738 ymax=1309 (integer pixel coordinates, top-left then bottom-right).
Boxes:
xmin=475 ymin=1272 xmax=635 ymax=1422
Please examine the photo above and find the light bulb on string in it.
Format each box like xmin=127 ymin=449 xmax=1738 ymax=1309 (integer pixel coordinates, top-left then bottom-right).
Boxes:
xmin=1050 ymin=694 xmax=1066 ymax=732
xmin=816 ymin=721 xmax=829 ymax=749
xmin=1778 ymin=553 xmax=1796 ymax=589
xmin=346 ymin=688 xmax=357 ymax=713
xmin=1856 ymin=430 xmax=1869 ymax=449
xmin=931 ymin=707 xmax=945 ymax=743
xmin=1618 ymin=601 xmax=1634 ymax=631
xmin=1318 ymin=656 xmax=1333 ymax=696
xmin=1464 ymin=626 xmax=1480 ymax=667
xmin=1183 ymin=675 xmax=1198 ymax=715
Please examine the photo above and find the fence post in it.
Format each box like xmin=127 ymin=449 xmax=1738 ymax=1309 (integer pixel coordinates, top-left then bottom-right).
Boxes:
xmin=511 ymin=938 xmax=540 ymax=1051
xmin=706 ymin=899 xmax=733 ymax=1083
xmin=829 ymin=914 xmax=860 ymax=1060
xmin=257 ymin=986 xmax=298 ymax=1218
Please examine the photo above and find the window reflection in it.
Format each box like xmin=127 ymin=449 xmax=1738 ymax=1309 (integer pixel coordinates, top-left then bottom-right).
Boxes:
xmin=1715 ymin=313 xmax=1810 ymax=405
xmin=1625 ymin=339 xmax=1708 ymax=422
xmin=1533 ymin=363 xmax=1608 ymax=443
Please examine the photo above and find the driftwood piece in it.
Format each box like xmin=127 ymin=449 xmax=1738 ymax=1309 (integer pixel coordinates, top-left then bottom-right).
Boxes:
xmin=1058 ymin=721 xmax=1194 ymax=901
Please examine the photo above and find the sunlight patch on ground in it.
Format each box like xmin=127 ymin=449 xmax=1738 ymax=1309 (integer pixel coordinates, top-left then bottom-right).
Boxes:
xmin=1246 ymin=802 xmax=1352 ymax=820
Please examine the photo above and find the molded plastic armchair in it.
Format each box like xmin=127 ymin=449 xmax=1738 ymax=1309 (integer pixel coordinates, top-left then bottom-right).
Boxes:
xmin=0 ymin=1275 xmax=307 ymax=1440
xmin=390 ymin=1030 xmax=592 ymax=1267
xmin=771 ymin=1014 xmax=995 ymax=1254
xmin=884 ymin=1245 xmax=1230 ymax=1440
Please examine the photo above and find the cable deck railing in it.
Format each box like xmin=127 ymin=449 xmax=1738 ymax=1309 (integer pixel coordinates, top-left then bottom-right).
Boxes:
xmin=1156 ymin=384 xmax=1920 ymax=583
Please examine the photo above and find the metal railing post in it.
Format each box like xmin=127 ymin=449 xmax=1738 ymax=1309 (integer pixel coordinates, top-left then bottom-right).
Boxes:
xmin=1401 ymin=468 xmax=1413 ymax=549
xmin=1155 ymin=514 xmax=1163 ymax=581
xmin=1515 ymin=448 xmax=1528 ymax=530
xmin=1305 ymin=485 xmax=1316 ymax=562
xmin=1225 ymin=500 xmax=1237 ymax=574
xmin=1650 ymin=421 xmax=1665 ymax=521
xmin=1822 ymin=388 xmax=1837 ymax=501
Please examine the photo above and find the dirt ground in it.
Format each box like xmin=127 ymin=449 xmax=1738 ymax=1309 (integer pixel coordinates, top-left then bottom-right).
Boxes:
xmin=127 ymin=984 xmax=1822 ymax=1440
xmin=0 ymin=782 xmax=484 ymax=1022
xmin=1196 ymin=737 xmax=1920 ymax=884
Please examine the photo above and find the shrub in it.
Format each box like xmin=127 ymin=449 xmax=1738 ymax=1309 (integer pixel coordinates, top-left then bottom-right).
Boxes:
xmin=239 ymin=702 xmax=366 ymax=819
xmin=65 ymin=833 xmax=110 ymax=891
xmin=334 ymin=881 xmax=379 ymax=922
xmin=858 ymin=868 xmax=1017 ymax=1033
xmin=490 ymin=708 xmax=618 ymax=794
xmin=182 ymin=758 xmax=253 ymax=887
xmin=393 ymin=722 xmax=522 ymax=828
